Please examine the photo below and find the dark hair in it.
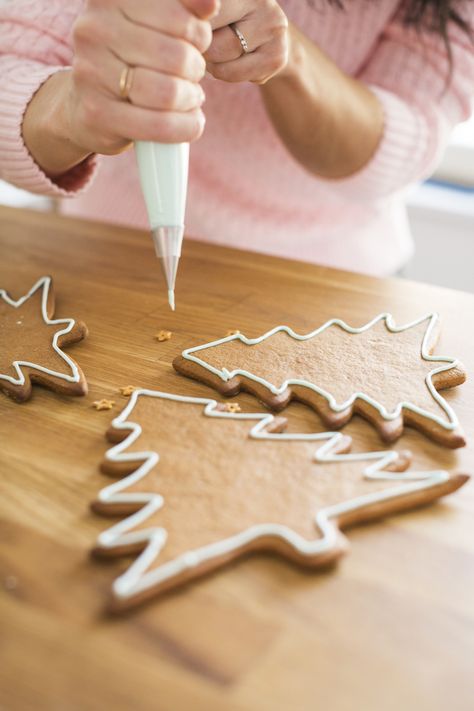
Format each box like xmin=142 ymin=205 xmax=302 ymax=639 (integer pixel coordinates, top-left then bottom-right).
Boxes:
xmin=309 ymin=0 xmax=472 ymax=53
xmin=404 ymin=0 xmax=472 ymax=51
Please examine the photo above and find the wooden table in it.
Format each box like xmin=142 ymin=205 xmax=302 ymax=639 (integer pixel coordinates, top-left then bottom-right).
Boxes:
xmin=1 ymin=205 xmax=473 ymax=711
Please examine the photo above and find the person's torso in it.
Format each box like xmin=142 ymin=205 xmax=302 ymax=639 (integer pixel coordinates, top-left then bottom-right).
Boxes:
xmin=63 ymin=0 xmax=412 ymax=275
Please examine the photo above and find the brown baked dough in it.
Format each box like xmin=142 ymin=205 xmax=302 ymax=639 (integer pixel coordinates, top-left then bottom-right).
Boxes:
xmin=92 ymin=390 xmax=468 ymax=611
xmin=173 ymin=314 xmax=466 ymax=448
xmin=0 ymin=276 xmax=88 ymax=401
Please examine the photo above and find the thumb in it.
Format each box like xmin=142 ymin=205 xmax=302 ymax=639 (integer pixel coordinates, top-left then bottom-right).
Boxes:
xmin=182 ymin=0 xmax=221 ymax=20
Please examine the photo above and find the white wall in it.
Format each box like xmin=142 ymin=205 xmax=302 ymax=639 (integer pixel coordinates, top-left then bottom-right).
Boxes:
xmin=405 ymin=183 xmax=474 ymax=294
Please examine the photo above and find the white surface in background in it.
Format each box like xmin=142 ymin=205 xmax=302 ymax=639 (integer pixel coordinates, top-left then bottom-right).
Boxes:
xmin=405 ymin=182 xmax=474 ymax=293
xmin=0 ymin=180 xmax=51 ymax=210
xmin=434 ymin=113 xmax=474 ymax=188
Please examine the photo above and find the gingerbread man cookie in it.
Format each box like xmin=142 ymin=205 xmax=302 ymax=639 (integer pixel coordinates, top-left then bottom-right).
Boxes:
xmin=0 ymin=276 xmax=88 ymax=401
xmin=173 ymin=313 xmax=466 ymax=448
xmin=92 ymin=389 xmax=468 ymax=610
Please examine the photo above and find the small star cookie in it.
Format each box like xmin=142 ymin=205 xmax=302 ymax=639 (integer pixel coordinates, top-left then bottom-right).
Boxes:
xmin=155 ymin=330 xmax=172 ymax=342
xmin=93 ymin=399 xmax=115 ymax=411
xmin=119 ymin=386 xmax=136 ymax=397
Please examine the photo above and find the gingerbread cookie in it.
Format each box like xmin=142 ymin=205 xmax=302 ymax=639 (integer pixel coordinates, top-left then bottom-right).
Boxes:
xmin=173 ymin=313 xmax=466 ymax=448
xmin=92 ymin=389 xmax=468 ymax=610
xmin=0 ymin=276 xmax=88 ymax=401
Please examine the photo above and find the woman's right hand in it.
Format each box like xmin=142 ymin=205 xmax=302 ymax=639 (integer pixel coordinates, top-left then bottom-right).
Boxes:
xmin=69 ymin=0 xmax=217 ymax=154
xmin=22 ymin=0 xmax=217 ymax=178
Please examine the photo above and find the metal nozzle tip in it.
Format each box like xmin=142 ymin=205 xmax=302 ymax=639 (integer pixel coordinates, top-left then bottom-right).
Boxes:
xmin=168 ymin=289 xmax=175 ymax=311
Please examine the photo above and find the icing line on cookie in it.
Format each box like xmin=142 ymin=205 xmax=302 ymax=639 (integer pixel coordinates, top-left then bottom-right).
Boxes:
xmin=0 ymin=276 xmax=81 ymax=385
xmin=95 ymin=389 xmax=451 ymax=602
xmin=180 ymin=313 xmax=461 ymax=432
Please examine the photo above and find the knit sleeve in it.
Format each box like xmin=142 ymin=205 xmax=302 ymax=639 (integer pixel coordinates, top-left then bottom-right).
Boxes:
xmin=329 ymin=4 xmax=474 ymax=202
xmin=0 ymin=0 xmax=98 ymax=197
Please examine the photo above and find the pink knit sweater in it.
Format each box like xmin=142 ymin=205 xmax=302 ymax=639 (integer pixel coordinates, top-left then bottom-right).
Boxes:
xmin=1 ymin=0 xmax=473 ymax=275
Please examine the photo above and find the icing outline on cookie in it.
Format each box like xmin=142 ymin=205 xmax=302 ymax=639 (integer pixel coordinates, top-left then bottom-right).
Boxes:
xmin=95 ymin=389 xmax=452 ymax=603
xmin=0 ymin=276 xmax=82 ymax=386
xmin=180 ymin=313 xmax=461 ymax=432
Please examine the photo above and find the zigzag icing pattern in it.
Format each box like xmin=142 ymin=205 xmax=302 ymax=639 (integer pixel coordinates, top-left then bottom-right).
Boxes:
xmin=180 ymin=313 xmax=461 ymax=432
xmin=95 ymin=390 xmax=451 ymax=603
xmin=0 ymin=276 xmax=82 ymax=386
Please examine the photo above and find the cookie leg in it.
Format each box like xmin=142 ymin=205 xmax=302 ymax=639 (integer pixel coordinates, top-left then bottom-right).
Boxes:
xmin=28 ymin=367 xmax=88 ymax=397
xmin=352 ymin=399 xmax=404 ymax=443
xmin=56 ymin=318 xmax=89 ymax=347
xmin=0 ymin=379 xmax=32 ymax=403
xmin=292 ymin=384 xmax=353 ymax=429
xmin=403 ymin=409 xmax=466 ymax=449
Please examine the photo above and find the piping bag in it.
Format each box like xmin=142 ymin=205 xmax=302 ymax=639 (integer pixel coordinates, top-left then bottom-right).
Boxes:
xmin=135 ymin=141 xmax=189 ymax=311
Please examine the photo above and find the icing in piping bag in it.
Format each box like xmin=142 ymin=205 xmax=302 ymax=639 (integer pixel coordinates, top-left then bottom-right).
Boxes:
xmin=135 ymin=142 xmax=189 ymax=311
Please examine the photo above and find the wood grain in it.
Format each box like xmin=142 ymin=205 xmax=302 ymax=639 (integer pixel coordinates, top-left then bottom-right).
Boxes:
xmin=0 ymin=205 xmax=473 ymax=711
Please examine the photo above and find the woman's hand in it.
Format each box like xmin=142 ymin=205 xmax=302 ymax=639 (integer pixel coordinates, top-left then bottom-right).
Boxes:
xmin=22 ymin=0 xmax=218 ymax=178
xmin=69 ymin=0 xmax=218 ymax=153
xmin=205 ymin=6 xmax=382 ymax=181
xmin=204 ymin=0 xmax=289 ymax=84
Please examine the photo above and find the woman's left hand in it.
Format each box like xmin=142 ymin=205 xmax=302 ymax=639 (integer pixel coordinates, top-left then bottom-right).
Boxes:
xmin=205 ymin=0 xmax=289 ymax=84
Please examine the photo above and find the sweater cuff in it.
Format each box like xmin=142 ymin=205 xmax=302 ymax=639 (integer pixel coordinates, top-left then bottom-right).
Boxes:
xmin=327 ymin=86 xmax=440 ymax=202
xmin=0 ymin=62 xmax=98 ymax=197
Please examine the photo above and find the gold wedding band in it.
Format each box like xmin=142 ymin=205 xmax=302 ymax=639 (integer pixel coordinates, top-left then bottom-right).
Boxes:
xmin=230 ymin=23 xmax=250 ymax=55
xmin=119 ymin=65 xmax=134 ymax=101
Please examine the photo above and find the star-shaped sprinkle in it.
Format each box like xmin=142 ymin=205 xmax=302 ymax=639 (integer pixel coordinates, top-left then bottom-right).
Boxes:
xmin=119 ymin=386 xmax=136 ymax=397
xmin=93 ymin=399 xmax=115 ymax=411
xmin=155 ymin=330 xmax=172 ymax=342
xmin=225 ymin=402 xmax=242 ymax=413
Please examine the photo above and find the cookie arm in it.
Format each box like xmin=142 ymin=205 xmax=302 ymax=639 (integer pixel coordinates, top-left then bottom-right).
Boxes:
xmin=0 ymin=0 xmax=98 ymax=197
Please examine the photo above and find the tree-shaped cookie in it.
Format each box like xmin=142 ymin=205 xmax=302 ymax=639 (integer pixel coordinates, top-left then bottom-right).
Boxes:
xmin=92 ymin=389 xmax=468 ymax=611
xmin=173 ymin=313 xmax=466 ymax=448
xmin=0 ymin=276 xmax=88 ymax=401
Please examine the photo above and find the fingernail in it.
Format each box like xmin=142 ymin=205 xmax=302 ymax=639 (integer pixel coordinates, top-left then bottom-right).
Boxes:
xmin=210 ymin=0 xmax=221 ymax=18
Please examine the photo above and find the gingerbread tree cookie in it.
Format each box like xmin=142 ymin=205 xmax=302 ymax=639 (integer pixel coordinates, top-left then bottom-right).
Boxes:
xmin=0 ymin=276 xmax=88 ymax=401
xmin=173 ymin=313 xmax=466 ymax=448
xmin=92 ymin=389 xmax=468 ymax=610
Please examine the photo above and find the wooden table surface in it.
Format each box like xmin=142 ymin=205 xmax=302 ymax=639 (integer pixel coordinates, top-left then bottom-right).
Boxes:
xmin=1 ymin=205 xmax=473 ymax=711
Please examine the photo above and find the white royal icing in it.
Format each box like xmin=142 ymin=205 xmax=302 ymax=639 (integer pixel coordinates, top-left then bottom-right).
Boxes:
xmin=181 ymin=313 xmax=461 ymax=432
xmin=96 ymin=389 xmax=452 ymax=602
xmin=0 ymin=276 xmax=82 ymax=386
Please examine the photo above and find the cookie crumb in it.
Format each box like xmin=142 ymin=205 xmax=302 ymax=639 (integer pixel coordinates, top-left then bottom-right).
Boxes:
xmin=93 ymin=399 xmax=115 ymax=411
xmin=119 ymin=386 xmax=136 ymax=397
xmin=225 ymin=330 xmax=240 ymax=337
xmin=155 ymin=330 xmax=172 ymax=342
xmin=225 ymin=403 xmax=242 ymax=414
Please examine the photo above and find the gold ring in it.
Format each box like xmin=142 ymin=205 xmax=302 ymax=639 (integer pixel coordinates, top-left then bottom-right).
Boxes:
xmin=119 ymin=65 xmax=134 ymax=101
